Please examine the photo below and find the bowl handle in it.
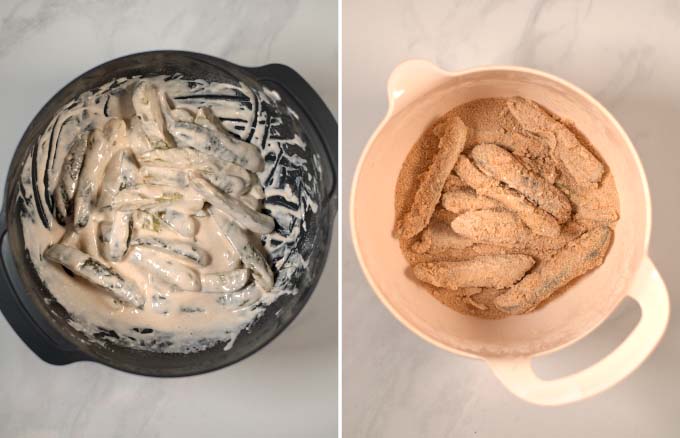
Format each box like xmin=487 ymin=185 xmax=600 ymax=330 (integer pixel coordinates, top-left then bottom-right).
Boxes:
xmin=487 ymin=256 xmax=669 ymax=406
xmin=386 ymin=60 xmax=451 ymax=115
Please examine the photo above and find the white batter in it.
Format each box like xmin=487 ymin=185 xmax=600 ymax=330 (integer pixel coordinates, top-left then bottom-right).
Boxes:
xmin=19 ymin=75 xmax=319 ymax=353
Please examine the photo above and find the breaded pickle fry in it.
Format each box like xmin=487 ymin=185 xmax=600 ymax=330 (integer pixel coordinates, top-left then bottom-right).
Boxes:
xmin=519 ymin=156 xmax=557 ymax=185
xmin=468 ymin=129 xmax=546 ymax=157
xmin=471 ymin=143 xmax=571 ymax=222
xmin=464 ymin=295 xmax=488 ymax=311
xmin=411 ymin=220 xmax=472 ymax=254
xmin=506 ymin=97 xmax=604 ymax=186
xmin=494 ymin=226 xmax=612 ymax=314
xmin=441 ymin=189 xmax=499 ymax=214
xmin=451 ymin=210 xmax=531 ymax=246
xmin=454 ymin=156 xmax=560 ymax=237
xmin=570 ymin=173 xmax=620 ymax=223
xmin=413 ymin=254 xmax=535 ymax=289
xmin=397 ymin=117 xmax=467 ymax=239
xmin=443 ymin=174 xmax=465 ymax=191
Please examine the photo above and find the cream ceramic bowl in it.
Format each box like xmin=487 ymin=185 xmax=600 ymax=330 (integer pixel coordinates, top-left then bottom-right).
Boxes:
xmin=350 ymin=60 xmax=670 ymax=406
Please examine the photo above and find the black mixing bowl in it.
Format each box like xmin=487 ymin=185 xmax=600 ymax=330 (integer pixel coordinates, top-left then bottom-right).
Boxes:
xmin=0 ymin=51 xmax=337 ymax=376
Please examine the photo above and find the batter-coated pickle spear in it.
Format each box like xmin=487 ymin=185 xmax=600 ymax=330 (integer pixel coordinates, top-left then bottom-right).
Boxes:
xmin=53 ymin=133 xmax=88 ymax=223
xmin=210 ymin=207 xmax=274 ymax=292
xmin=73 ymin=129 xmax=108 ymax=229
xmin=44 ymin=244 xmax=144 ymax=308
xmin=129 ymin=246 xmax=201 ymax=292
xmin=201 ymin=269 xmax=250 ymax=293
xmin=190 ymin=174 xmax=274 ymax=235
xmin=100 ymin=210 xmax=132 ymax=261
xmin=130 ymin=235 xmax=211 ymax=266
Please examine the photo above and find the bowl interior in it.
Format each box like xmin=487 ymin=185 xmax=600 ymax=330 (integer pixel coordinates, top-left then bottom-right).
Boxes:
xmin=352 ymin=68 xmax=648 ymax=358
xmin=5 ymin=51 xmax=335 ymax=375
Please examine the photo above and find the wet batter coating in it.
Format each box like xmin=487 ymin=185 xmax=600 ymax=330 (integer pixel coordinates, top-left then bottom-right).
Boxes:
xmin=44 ymin=244 xmax=144 ymax=308
xmin=396 ymin=117 xmax=467 ymax=239
xmin=395 ymin=97 xmax=619 ymax=318
xmin=20 ymin=75 xmax=303 ymax=354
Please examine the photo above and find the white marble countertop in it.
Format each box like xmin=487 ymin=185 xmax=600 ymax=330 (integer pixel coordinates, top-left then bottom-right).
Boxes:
xmin=0 ymin=1 xmax=337 ymax=437
xmin=343 ymin=0 xmax=680 ymax=436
